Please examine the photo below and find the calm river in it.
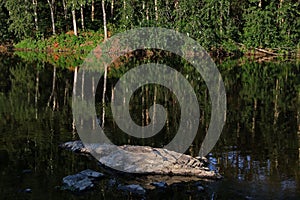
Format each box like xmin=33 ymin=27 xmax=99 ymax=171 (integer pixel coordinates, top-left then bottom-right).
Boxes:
xmin=0 ymin=52 xmax=299 ymax=199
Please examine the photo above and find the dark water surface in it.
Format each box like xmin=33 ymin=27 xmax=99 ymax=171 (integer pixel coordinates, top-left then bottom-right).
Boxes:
xmin=0 ymin=52 xmax=299 ymax=199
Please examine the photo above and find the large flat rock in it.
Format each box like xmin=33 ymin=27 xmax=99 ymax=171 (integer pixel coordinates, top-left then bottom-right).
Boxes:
xmin=61 ymin=141 xmax=221 ymax=179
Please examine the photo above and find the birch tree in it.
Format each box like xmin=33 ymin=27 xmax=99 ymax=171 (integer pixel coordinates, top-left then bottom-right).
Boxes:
xmin=71 ymin=0 xmax=78 ymax=36
xmin=102 ymin=0 xmax=107 ymax=40
xmin=47 ymin=0 xmax=56 ymax=35
xmin=91 ymin=0 xmax=95 ymax=21
xmin=32 ymin=0 xmax=38 ymax=32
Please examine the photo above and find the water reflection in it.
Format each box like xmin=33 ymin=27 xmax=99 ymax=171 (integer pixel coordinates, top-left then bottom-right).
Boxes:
xmin=0 ymin=52 xmax=299 ymax=199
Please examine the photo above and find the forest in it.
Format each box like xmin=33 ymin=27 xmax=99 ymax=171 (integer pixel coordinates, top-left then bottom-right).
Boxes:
xmin=0 ymin=0 xmax=299 ymax=55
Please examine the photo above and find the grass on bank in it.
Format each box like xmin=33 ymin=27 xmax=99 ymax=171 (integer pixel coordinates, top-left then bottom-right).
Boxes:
xmin=14 ymin=30 xmax=104 ymax=52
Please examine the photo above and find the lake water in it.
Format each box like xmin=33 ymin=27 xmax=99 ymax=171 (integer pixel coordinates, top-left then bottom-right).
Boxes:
xmin=0 ymin=52 xmax=299 ymax=199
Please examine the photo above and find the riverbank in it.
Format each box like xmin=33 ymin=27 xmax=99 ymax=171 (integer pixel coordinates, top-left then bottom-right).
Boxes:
xmin=1 ymin=31 xmax=299 ymax=62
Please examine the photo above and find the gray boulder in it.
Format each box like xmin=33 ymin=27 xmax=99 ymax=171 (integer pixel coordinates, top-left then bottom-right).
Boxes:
xmin=62 ymin=169 xmax=104 ymax=192
xmin=61 ymin=141 xmax=221 ymax=179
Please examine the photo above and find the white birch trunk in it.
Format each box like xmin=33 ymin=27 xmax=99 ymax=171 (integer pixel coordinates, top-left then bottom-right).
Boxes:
xmin=72 ymin=7 xmax=78 ymax=36
xmin=91 ymin=0 xmax=95 ymax=21
xmin=154 ymin=0 xmax=158 ymax=21
xmin=47 ymin=0 xmax=56 ymax=35
xmin=102 ymin=0 xmax=107 ymax=40
xmin=33 ymin=0 xmax=38 ymax=31
xmin=80 ymin=3 xmax=85 ymax=31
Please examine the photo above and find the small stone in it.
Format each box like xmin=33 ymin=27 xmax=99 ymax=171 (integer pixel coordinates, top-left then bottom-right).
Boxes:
xmin=80 ymin=169 xmax=104 ymax=179
xmin=22 ymin=169 xmax=32 ymax=174
xmin=62 ymin=173 xmax=94 ymax=192
xmin=118 ymin=184 xmax=146 ymax=195
xmin=151 ymin=181 xmax=168 ymax=189
xmin=24 ymin=188 xmax=32 ymax=193
xmin=108 ymin=179 xmax=117 ymax=187
xmin=77 ymin=177 xmax=94 ymax=191
xmin=63 ymin=174 xmax=85 ymax=187
xmin=197 ymin=186 xmax=204 ymax=191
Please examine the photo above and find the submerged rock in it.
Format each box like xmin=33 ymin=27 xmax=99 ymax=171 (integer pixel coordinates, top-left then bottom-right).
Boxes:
xmin=151 ymin=181 xmax=168 ymax=189
xmin=24 ymin=188 xmax=32 ymax=193
xmin=117 ymin=184 xmax=146 ymax=195
xmin=61 ymin=141 xmax=88 ymax=153
xmin=61 ymin=141 xmax=221 ymax=179
xmin=22 ymin=169 xmax=32 ymax=174
xmin=108 ymin=179 xmax=117 ymax=187
xmin=79 ymin=169 xmax=104 ymax=179
xmin=62 ymin=169 xmax=104 ymax=192
xmin=197 ymin=185 xmax=205 ymax=192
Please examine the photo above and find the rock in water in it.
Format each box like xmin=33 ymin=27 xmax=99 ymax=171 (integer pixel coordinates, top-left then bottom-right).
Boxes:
xmin=117 ymin=184 xmax=146 ymax=195
xmin=151 ymin=181 xmax=168 ymax=189
xmin=61 ymin=141 xmax=221 ymax=179
xmin=62 ymin=169 xmax=104 ymax=192
xmin=79 ymin=169 xmax=104 ymax=179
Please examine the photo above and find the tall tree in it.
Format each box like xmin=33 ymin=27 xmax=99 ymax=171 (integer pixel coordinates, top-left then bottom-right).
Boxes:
xmin=111 ymin=0 xmax=114 ymax=17
xmin=80 ymin=0 xmax=85 ymax=31
xmin=47 ymin=0 xmax=56 ymax=35
xmin=91 ymin=0 xmax=95 ymax=21
xmin=154 ymin=0 xmax=158 ymax=21
xmin=102 ymin=0 xmax=107 ymax=40
xmin=62 ymin=0 xmax=68 ymax=20
xmin=32 ymin=0 xmax=38 ymax=32
xmin=71 ymin=0 xmax=78 ymax=36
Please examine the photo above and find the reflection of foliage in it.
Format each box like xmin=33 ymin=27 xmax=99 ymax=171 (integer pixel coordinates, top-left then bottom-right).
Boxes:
xmin=0 ymin=52 xmax=300 ymax=196
xmin=0 ymin=54 xmax=80 ymax=189
xmin=213 ymin=59 xmax=300 ymax=181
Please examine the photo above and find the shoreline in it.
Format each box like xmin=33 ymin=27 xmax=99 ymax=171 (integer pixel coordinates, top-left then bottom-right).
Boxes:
xmin=1 ymin=43 xmax=299 ymax=63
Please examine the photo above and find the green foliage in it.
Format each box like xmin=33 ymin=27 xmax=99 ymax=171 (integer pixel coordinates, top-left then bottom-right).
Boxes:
xmin=15 ymin=31 xmax=104 ymax=52
xmin=277 ymin=1 xmax=300 ymax=47
xmin=0 ymin=0 xmax=298 ymax=53
xmin=243 ymin=0 xmax=300 ymax=48
xmin=14 ymin=38 xmax=38 ymax=49
xmin=4 ymin=0 xmax=34 ymax=40
xmin=0 ymin=3 xmax=10 ymax=42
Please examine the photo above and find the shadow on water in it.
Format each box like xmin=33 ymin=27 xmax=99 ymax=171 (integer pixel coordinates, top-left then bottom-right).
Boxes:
xmin=0 ymin=52 xmax=299 ymax=199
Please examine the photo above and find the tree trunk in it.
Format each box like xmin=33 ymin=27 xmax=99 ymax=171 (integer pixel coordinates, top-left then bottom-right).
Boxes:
xmin=72 ymin=7 xmax=78 ymax=36
xmin=47 ymin=0 xmax=56 ymax=35
xmin=62 ymin=0 xmax=67 ymax=19
xmin=258 ymin=0 xmax=263 ymax=8
xmin=297 ymin=91 xmax=300 ymax=161
xmin=47 ymin=65 xmax=56 ymax=109
xmin=111 ymin=0 xmax=114 ymax=18
xmin=62 ymin=0 xmax=68 ymax=30
xmin=154 ymin=0 xmax=158 ymax=21
xmin=35 ymin=69 xmax=39 ymax=119
xmin=80 ymin=3 xmax=85 ymax=31
xmin=73 ymin=66 xmax=78 ymax=96
xmin=102 ymin=64 xmax=108 ymax=128
xmin=102 ymin=0 xmax=107 ymax=40
xmin=32 ymin=0 xmax=38 ymax=32
xmin=91 ymin=0 xmax=95 ymax=21
xmin=279 ymin=0 xmax=284 ymax=25
xmin=143 ymin=1 xmax=149 ymax=21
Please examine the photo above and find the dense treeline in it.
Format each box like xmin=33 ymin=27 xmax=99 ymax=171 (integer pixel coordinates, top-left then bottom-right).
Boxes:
xmin=0 ymin=0 xmax=299 ymax=51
